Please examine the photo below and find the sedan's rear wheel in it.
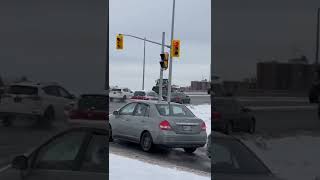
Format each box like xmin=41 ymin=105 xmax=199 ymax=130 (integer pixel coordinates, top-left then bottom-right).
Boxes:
xmin=140 ymin=132 xmax=154 ymax=152
xmin=183 ymin=147 xmax=197 ymax=154
xmin=122 ymin=95 xmax=127 ymax=102
xmin=2 ymin=116 xmax=12 ymax=127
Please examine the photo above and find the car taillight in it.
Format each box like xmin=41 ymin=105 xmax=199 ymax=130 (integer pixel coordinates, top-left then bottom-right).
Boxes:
xmin=201 ymin=122 xmax=206 ymax=131
xmin=213 ymin=112 xmax=221 ymax=120
xmin=159 ymin=120 xmax=171 ymax=130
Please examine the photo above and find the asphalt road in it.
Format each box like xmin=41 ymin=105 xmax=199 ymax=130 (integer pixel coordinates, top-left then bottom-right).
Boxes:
xmin=235 ymin=96 xmax=320 ymax=133
xmin=2 ymin=95 xmax=319 ymax=175
xmin=109 ymin=95 xmax=211 ymax=113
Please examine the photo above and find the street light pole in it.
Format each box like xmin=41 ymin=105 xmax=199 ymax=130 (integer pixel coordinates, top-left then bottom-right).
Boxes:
xmin=316 ymin=8 xmax=320 ymax=65
xmin=159 ymin=32 xmax=165 ymax=102
xmin=142 ymin=37 xmax=146 ymax=90
xmin=167 ymin=0 xmax=176 ymax=103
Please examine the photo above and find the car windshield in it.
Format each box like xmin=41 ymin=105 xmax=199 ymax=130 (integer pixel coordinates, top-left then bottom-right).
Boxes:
xmin=213 ymin=138 xmax=270 ymax=174
xmin=134 ymin=91 xmax=146 ymax=96
xmin=155 ymin=104 xmax=195 ymax=117
xmin=8 ymin=85 xmax=38 ymax=95
xmin=147 ymin=92 xmax=157 ymax=97
xmin=78 ymin=95 xmax=108 ymax=111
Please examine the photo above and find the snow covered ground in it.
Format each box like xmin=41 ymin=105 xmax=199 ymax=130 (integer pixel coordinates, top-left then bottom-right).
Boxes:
xmin=241 ymin=134 xmax=320 ymax=180
xmin=187 ymin=103 xmax=320 ymax=180
xmin=109 ymin=153 xmax=210 ymax=180
xmin=187 ymin=104 xmax=211 ymax=135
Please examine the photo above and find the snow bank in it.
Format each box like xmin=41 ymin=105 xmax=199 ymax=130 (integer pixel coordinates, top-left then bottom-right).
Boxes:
xmin=109 ymin=153 xmax=210 ymax=180
xmin=187 ymin=104 xmax=211 ymax=135
xmin=242 ymin=135 xmax=320 ymax=180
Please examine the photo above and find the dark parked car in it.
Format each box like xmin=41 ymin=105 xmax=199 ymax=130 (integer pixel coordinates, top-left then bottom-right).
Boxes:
xmin=207 ymin=132 xmax=282 ymax=180
xmin=167 ymin=92 xmax=191 ymax=104
xmin=131 ymin=91 xmax=163 ymax=101
xmin=0 ymin=127 xmax=108 ymax=180
xmin=213 ymin=97 xmax=255 ymax=134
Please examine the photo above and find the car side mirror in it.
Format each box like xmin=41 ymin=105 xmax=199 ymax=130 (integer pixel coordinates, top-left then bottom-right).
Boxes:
xmin=12 ymin=155 xmax=28 ymax=170
xmin=69 ymin=94 xmax=76 ymax=99
xmin=113 ymin=111 xmax=120 ymax=116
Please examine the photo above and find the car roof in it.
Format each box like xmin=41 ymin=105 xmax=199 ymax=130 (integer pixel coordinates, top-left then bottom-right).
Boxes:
xmin=130 ymin=100 xmax=181 ymax=106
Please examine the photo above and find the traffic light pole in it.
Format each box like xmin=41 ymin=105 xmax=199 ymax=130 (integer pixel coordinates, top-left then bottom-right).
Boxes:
xmin=142 ymin=37 xmax=146 ymax=90
xmin=159 ymin=32 xmax=165 ymax=102
xmin=167 ymin=0 xmax=176 ymax=103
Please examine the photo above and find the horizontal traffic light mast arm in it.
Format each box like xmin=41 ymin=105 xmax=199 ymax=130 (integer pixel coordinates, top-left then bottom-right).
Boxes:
xmin=119 ymin=33 xmax=171 ymax=48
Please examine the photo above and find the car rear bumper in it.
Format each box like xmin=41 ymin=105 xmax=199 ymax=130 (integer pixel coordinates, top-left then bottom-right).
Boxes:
xmin=154 ymin=131 xmax=207 ymax=148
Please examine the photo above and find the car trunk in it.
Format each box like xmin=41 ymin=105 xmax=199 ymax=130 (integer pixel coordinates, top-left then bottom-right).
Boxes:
xmin=166 ymin=117 xmax=202 ymax=134
xmin=0 ymin=86 xmax=41 ymax=112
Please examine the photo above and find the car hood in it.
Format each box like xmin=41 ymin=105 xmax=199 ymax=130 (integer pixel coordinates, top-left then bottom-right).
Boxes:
xmin=213 ymin=173 xmax=283 ymax=180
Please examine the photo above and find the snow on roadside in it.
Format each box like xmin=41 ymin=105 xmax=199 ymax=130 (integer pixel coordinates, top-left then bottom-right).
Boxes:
xmin=242 ymin=135 xmax=320 ymax=180
xmin=187 ymin=104 xmax=211 ymax=135
xmin=109 ymin=153 xmax=210 ymax=180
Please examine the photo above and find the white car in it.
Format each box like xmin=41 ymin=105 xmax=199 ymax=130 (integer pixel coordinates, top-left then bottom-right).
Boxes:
xmin=109 ymin=87 xmax=133 ymax=102
xmin=0 ymin=82 xmax=75 ymax=126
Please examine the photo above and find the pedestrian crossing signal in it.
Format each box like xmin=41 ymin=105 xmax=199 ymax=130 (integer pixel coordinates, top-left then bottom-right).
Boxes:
xmin=116 ymin=34 xmax=124 ymax=50
xmin=160 ymin=52 xmax=169 ymax=70
xmin=171 ymin=40 xmax=180 ymax=58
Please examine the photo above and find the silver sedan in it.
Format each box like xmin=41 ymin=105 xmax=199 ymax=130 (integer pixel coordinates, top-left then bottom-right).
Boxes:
xmin=109 ymin=100 xmax=207 ymax=153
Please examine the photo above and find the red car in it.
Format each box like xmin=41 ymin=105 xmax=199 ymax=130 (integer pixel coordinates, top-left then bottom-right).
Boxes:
xmin=64 ymin=93 xmax=108 ymax=126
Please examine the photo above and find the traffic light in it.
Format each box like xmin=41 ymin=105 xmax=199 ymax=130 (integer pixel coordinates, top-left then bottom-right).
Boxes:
xmin=171 ymin=39 xmax=180 ymax=58
xmin=160 ymin=52 xmax=169 ymax=70
xmin=116 ymin=34 xmax=124 ymax=50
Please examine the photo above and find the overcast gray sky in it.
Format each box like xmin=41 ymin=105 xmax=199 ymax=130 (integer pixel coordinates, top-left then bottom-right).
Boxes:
xmin=0 ymin=0 xmax=106 ymax=94
xmin=109 ymin=0 xmax=211 ymax=91
xmin=213 ymin=0 xmax=320 ymax=81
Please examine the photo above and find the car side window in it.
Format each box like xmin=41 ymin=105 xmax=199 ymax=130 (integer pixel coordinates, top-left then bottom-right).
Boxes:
xmin=58 ymin=87 xmax=71 ymax=98
xmin=81 ymin=133 xmax=108 ymax=173
xmin=134 ymin=103 xmax=149 ymax=116
xmin=119 ymin=103 xmax=137 ymax=115
xmin=43 ymin=86 xmax=60 ymax=97
xmin=33 ymin=131 xmax=87 ymax=170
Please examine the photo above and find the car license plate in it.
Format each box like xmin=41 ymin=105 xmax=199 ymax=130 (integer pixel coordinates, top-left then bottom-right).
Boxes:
xmin=183 ymin=126 xmax=192 ymax=131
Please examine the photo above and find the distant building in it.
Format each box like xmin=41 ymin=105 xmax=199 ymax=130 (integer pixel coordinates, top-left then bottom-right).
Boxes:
xmin=190 ymin=80 xmax=210 ymax=91
xmin=256 ymin=58 xmax=317 ymax=92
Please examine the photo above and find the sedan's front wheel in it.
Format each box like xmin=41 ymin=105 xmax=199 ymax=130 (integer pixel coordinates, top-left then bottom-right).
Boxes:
xmin=183 ymin=147 xmax=197 ymax=154
xmin=140 ymin=132 xmax=154 ymax=152
xmin=248 ymin=119 xmax=256 ymax=134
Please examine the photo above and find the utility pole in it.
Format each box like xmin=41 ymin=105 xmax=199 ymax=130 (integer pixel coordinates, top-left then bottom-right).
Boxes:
xmin=316 ymin=8 xmax=320 ymax=64
xmin=142 ymin=37 xmax=146 ymax=90
xmin=167 ymin=0 xmax=176 ymax=103
xmin=159 ymin=32 xmax=165 ymax=102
